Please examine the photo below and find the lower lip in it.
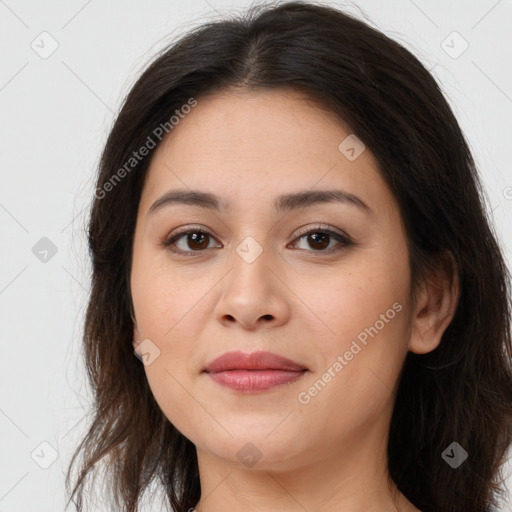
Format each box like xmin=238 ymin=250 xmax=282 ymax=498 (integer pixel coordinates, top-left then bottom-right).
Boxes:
xmin=205 ymin=369 xmax=307 ymax=392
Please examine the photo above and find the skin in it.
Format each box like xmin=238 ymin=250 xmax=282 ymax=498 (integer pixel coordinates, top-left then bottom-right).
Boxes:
xmin=130 ymin=88 xmax=459 ymax=512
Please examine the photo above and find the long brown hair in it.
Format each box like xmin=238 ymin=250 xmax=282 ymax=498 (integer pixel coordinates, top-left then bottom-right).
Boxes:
xmin=66 ymin=2 xmax=512 ymax=511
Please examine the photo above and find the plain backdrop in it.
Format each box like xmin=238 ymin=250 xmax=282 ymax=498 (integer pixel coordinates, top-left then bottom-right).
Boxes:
xmin=1 ymin=0 xmax=511 ymax=510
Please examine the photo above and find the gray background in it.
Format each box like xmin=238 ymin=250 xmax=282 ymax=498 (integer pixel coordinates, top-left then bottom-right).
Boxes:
xmin=1 ymin=0 xmax=511 ymax=510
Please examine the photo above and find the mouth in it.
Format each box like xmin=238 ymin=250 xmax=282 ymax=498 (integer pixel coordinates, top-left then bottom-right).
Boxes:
xmin=202 ymin=350 xmax=308 ymax=392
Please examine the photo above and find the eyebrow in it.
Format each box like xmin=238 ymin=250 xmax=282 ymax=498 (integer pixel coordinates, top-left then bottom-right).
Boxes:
xmin=147 ymin=188 xmax=372 ymax=217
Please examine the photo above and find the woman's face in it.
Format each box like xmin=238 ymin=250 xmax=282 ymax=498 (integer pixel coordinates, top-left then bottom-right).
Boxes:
xmin=130 ymin=88 xmax=415 ymax=471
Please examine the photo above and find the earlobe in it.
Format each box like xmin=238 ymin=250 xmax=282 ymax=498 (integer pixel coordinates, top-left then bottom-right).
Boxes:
xmin=408 ymin=251 xmax=460 ymax=355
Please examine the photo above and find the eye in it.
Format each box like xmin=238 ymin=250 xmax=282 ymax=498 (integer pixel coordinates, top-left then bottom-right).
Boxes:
xmin=161 ymin=224 xmax=352 ymax=256
xmin=289 ymin=225 xmax=353 ymax=254
xmin=162 ymin=226 xmax=220 ymax=255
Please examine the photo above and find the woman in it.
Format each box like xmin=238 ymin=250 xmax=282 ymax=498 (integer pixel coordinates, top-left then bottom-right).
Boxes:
xmin=66 ymin=2 xmax=512 ymax=511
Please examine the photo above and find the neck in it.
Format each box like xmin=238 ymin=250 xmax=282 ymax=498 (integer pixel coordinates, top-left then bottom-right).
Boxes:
xmin=193 ymin=424 xmax=419 ymax=512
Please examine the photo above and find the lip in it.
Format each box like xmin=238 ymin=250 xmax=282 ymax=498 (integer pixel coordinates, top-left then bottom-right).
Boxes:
xmin=202 ymin=351 xmax=308 ymax=392
xmin=203 ymin=350 xmax=307 ymax=372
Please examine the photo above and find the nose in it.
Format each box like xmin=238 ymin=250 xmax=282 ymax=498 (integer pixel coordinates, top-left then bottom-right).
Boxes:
xmin=213 ymin=243 xmax=291 ymax=331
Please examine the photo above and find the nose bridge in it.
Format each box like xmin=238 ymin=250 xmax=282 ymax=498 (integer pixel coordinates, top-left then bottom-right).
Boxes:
xmin=229 ymin=233 xmax=274 ymax=294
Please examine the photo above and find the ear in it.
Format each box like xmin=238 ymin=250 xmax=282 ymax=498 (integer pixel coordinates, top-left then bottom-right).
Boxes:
xmin=408 ymin=251 xmax=460 ymax=355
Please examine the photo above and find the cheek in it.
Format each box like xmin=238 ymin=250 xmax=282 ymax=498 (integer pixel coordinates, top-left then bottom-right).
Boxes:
xmin=131 ymin=246 xmax=195 ymax=338
xmin=295 ymin=251 xmax=410 ymax=409
xmin=131 ymin=254 xmax=214 ymax=434
xmin=132 ymin=271 xmax=199 ymax=377
xmin=296 ymin=294 xmax=408 ymax=439
xmin=301 ymin=253 xmax=408 ymax=349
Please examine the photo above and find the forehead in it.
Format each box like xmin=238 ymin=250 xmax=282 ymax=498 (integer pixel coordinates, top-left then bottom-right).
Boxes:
xmin=153 ymin=87 xmax=357 ymax=164
xmin=140 ymin=87 xmax=394 ymax=218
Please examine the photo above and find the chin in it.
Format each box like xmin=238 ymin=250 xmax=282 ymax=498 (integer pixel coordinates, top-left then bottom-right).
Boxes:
xmin=193 ymin=426 xmax=309 ymax=470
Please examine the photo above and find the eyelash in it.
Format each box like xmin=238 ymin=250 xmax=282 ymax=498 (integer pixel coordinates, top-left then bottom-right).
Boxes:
xmin=161 ymin=224 xmax=353 ymax=257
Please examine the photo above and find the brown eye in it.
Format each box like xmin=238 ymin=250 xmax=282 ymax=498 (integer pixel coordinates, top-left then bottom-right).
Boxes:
xmin=305 ymin=232 xmax=330 ymax=251
xmin=163 ymin=229 xmax=220 ymax=255
xmin=291 ymin=227 xmax=352 ymax=254
xmin=181 ymin=232 xmax=210 ymax=251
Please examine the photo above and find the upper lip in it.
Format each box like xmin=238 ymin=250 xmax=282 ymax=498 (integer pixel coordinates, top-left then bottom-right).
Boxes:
xmin=203 ymin=350 xmax=308 ymax=372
